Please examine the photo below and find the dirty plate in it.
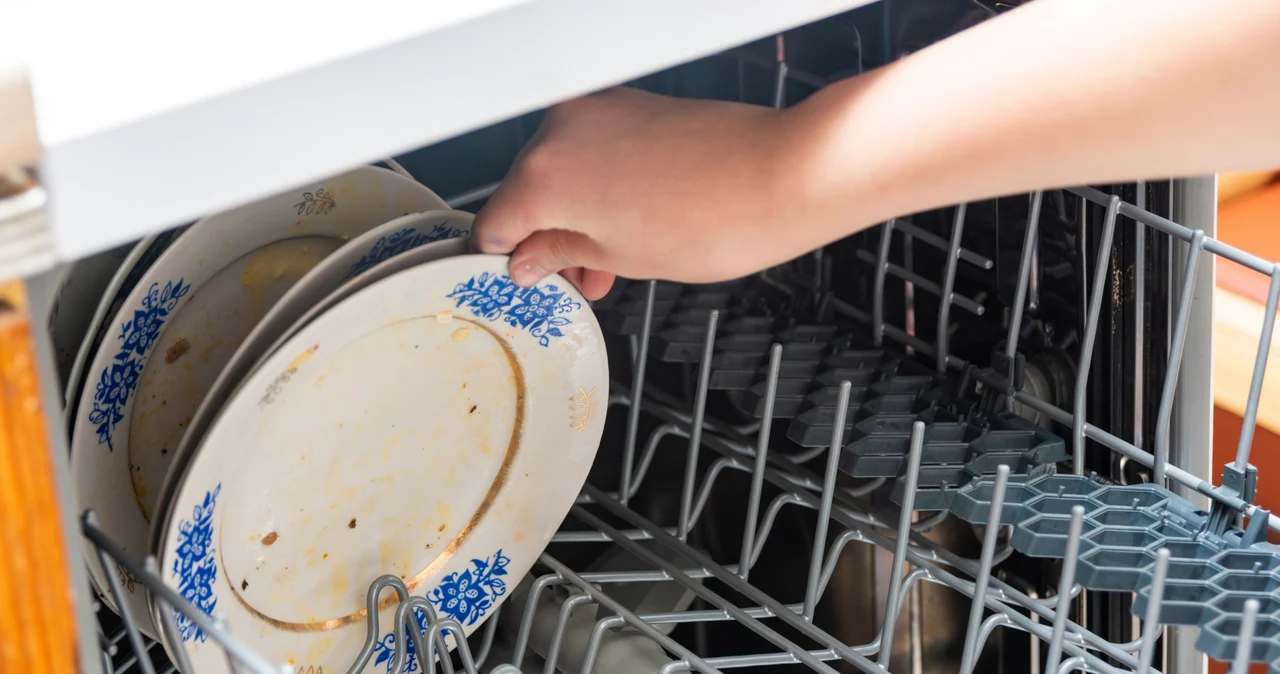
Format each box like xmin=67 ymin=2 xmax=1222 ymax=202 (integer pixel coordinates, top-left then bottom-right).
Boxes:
xmin=255 ymin=227 xmax=474 ymax=367
xmin=71 ymin=166 xmax=446 ymax=636
xmin=153 ymin=254 xmax=607 ymax=673
xmin=161 ymin=212 xmax=473 ymax=525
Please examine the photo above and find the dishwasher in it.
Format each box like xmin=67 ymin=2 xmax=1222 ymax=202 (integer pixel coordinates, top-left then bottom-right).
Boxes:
xmin=0 ymin=1 xmax=1270 ymax=673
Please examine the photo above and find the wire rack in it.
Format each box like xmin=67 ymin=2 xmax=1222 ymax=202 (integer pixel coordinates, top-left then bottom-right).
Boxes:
xmin=70 ymin=36 xmax=1280 ymax=674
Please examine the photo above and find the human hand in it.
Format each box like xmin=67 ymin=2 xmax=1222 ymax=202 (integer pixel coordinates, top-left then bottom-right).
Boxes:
xmin=472 ymin=87 xmax=801 ymax=301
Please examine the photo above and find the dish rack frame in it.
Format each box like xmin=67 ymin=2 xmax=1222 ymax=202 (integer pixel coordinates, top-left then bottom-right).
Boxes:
xmin=48 ymin=43 xmax=1267 ymax=674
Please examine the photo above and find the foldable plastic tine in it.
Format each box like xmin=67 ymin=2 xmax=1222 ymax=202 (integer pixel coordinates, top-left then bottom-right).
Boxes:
xmin=805 ymin=380 xmax=853 ymax=619
xmin=936 ymin=203 xmax=967 ymax=372
xmin=1137 ymin=548 xmax=1171 ymax=674
xmin=146 ymin=556 xmax=196 ymax=674
xmin=1071 ymin=195 xmax=1120 ymax=474
xmin=872 ymin=219 xmax=897 ymax=346
xmin=1235 ymin=271 xmax=1280 ymax=470
xmin=958 ymin=464 xmax=1011 ymax=674
xmin=679 ymin=309 xmax=719 ymax=541
xmin=878 ymin=420 xmax=926 ymax=668
xmin=741 ymin=344 xmax=783 ymax=581
xmin=1005 ymin=191 xmax=1043 ymax=407
xmin=621 ymin=280 xmax=657 ymax=506
xmin=85 ymin=513 xmax=158 ymax=674
xmin=1232 ymin=599 xmax=1260 ymax=674
xmin=1044 ymin=505 xmax=1085 ymax=672
xmin=1154 ymin=230 xmax=1206 ymax=486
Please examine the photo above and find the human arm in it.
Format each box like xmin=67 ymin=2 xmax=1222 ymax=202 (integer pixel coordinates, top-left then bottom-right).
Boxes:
xmin=472 ymin=0 xmax=1280 ymax=300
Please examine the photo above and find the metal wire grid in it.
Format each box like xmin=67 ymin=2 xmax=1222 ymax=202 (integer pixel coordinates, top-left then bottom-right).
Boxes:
xmin=69 ymin=38 xmax=1279 ymax=674
xmin=82 ymin=177 xmax=1276 ymax=674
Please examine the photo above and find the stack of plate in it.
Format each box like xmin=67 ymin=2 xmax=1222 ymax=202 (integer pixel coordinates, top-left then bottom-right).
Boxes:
xmin=59 ymin=166 xmax=609 ymax=673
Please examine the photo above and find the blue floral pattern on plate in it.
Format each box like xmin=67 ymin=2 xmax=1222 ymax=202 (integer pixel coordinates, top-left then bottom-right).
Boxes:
xmin=172 ymin=483 xmax=220 ymax=643
xmin=372 ymin=550 xmax=510 ymax=673
xmin=342 ymin=223 xmax=469 ymax=282
xmin=446 ymin=273 xmax=579 ymax=347
xmin=88 ymin=279 xmax=190 ymax=450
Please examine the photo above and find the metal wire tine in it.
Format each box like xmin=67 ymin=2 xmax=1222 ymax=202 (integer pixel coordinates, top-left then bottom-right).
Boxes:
xmin=679 ymin=309 xmax=719 ymax=541
xmin=211 ymin=616 xmax=242 ymax=674
xmin=628 ymin=424 xmax=688 ymax=500
xmin=936 ymin=203 xmax=968 ymax=373
xmin=741 ymin=343 xmax=783 ymax=581
xmin=1071 ymin=195 xmax=1121 ymax=474
xmin=512 ymin=575 xmax=567 ymax=669
xmin=85 ymin=513 xmax=158 ymax=674
xmin=1045 ymin=505 xmax=1086 ymax=672
xmin=582 ymin=615 xmax=627 ymax=674
xmin=853 ymin=250 xmax=987 ymax=316
xmin=389 ymin=597 xmax=439 ymax=674
xmin=1133 ymin=181 xmax=1147 ymax=452
xmin=425 ymin=619 xmax=476 ymax=674
xmin=804 ymin=379 xmax=852 ymax=620
xmin=1235 ymin=270 xmax=1280 ymax=470
xmin=773 ymin=34 xmax=787 ymax=109
xmin=1154 ymin=229 xmax=1206 ymax=486
xmin=83 ymin=514 xmax=280 ymax=674
xmin=571 ymin=498 xmax=856 ymax=674
xmin=958 ymin=464 xmax=1011 ymax=674
xmin=345 ymin=575 xmax=411 ymax=674
xmin=894 ymin=220 xmax=993 ymax=270
xmin=444 ymin=180 xmax=500 ymax=209
xmin=621 ymin=280 xmax=657 ymax=506
xmin=1232 ymin=598 xmax=1261 ymax=674
xmin=1136 ymin=548 xmax=1171 ymax=674
xmin=878 ymin=420 xmax=926 ymax=668
xmin=542 ymin=593 xmax=595 ymax=674
xmin=1055 ymin=656 xmax=1088 ymax=674
xmin=1005 ymin=191 xmax=1044 ymax=397
xmin=538 ymin=554 xmax=721 ymax=674
xmin=872 ymin=219 xmax=897 ymax=346
xmin=147 ymin=556 xmax=196 ymax=674
xmin=471 ymin=604 xmax=500 ymax=669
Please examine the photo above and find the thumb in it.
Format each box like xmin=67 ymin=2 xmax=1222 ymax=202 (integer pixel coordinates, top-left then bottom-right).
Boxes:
xmin=507 ymin=229 xmax=598 ymax=288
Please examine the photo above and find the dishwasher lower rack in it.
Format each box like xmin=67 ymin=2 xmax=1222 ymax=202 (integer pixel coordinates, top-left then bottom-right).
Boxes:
xmin=79 ymin=180 xmax=1280 ymax=674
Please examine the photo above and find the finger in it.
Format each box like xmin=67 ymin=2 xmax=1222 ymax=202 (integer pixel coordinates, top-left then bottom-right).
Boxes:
xmin=580 ymin=269 xmax=616 ymax=301
xmin=471 ymin=116 xmax=557 ymax=254
xmin=559 ymin=267 xmax=585 ymax=291
xmin=471 ymin=177 xmax=538 ymax=254
xmin=508 ymin=229 xmax=601 ymax=288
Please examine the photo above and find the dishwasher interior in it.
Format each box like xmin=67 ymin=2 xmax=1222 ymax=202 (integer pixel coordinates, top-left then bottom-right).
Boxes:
xmin=68 ymin=2 xmax=1280 ymax=674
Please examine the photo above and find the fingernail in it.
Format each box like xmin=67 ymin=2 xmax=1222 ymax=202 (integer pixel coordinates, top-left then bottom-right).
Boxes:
xmin=509 ymin=260 xmax=546 ymax=288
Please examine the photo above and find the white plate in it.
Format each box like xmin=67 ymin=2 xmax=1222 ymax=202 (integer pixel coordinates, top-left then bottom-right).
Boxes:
xmin=62 ymin=228 xmax=185 ymax=425
xmin=256 ymin=229 xmax=474 ymax=369
xmin=154 ymin=255 xmax=607 ymax=674
xmin=161 ymin=212 xmax=473 ymax=527
xmin=72 ymin=166 xmax=446 ymax=635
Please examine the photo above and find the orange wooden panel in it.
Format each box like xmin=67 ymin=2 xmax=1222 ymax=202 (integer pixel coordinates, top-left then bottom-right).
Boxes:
xmin=0 ymin=283 xmax=77 ymax=674
xmin=1217 ymin=182 xmax=1280 ymax=304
